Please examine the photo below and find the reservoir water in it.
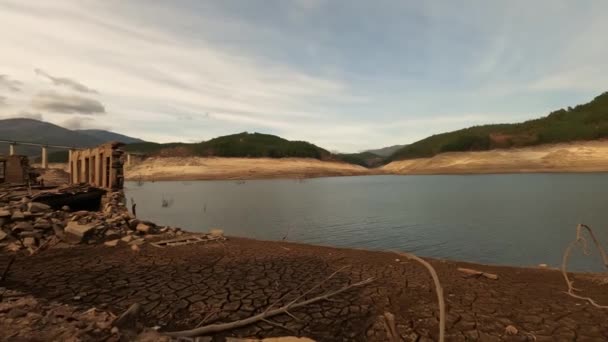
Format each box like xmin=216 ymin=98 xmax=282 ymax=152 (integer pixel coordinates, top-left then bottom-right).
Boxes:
xmin=125 ymin=174 xmax=608 ymax=271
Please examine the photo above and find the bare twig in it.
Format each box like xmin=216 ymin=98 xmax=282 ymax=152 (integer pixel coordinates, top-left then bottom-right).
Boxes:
xmin=163 ymin=268 xmax=374 ymax=337
xmin=396 ymin=252 xmax=445 ymax=342
xmin=561 ymin=224 xmax=608 ymax=309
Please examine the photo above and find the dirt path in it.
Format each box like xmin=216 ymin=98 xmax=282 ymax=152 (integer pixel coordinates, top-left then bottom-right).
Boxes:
xmin=1 ymin=237 xmax=606 ymax=341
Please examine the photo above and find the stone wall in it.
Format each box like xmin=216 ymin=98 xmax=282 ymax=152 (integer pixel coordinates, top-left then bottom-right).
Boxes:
xmin=69 ymin=142 xmax=125 ymax=189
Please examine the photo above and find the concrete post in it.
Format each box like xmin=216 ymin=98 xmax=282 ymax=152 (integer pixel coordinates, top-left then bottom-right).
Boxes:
xmin=9 ymin=143 xmax=15 ymax=156
xmin=68 ymin=149 xmax=75 ymax=184
xmin=41 ymin=146 xmax=48 ymax=169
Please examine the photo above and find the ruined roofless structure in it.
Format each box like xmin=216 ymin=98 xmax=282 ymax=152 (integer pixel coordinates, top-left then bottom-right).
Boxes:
xmin=68 ymin=141 xmax=125 ymax=190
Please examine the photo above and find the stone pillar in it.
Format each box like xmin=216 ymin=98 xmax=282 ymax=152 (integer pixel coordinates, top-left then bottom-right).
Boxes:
xmin=68 ymin=149 xmax=74 ymax=184
xmin=9 ymin=143 xmax=16 ymax=156
xmin=41 ymin=146 xmax=48 ymax=169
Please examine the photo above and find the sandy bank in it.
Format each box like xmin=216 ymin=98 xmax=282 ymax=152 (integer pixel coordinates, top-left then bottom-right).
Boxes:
xmin=125 ymin=157 xmax=376 ymax=181
xmin=383 ymin=140 xmax=608 ymax=174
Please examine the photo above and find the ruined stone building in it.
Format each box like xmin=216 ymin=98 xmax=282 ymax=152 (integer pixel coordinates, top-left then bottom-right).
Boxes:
xmin=0 ymin=155 xmax=36 ymax=184
xmin=68 ymin=142 xmax=125 ymax=190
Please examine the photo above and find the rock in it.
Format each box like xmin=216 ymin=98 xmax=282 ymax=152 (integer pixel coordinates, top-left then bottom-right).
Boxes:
xmin=538 ymin=263 xmax=548 ymax=268
xmin=0 ymin=209 xmax=10 ymax=217
xmin=34 ymin=220 xmax=52 ymax=230
xmin=121 ymin=235 xmax=133 ymax=243
xmin=131 ymin=244 xmax=140 ymax=252
xmin=0 ymin=230 xmax=7 ymax=241
xmin=64 ymin=221 xmax=96 ymax=243
xmin=20 ymin=231 xmax=41 ymax=239
xmin=111 ymin=327 xmax=119 ymax=335
xmin=12 ymin=221 xmax=34 ymax=232
xmin=10 ymin=211 xmax=25 ymax=221
xmin=5 ymin=242 xmax=21 ymax=252
xmin=128 ymin=219 xmax=140 ymax=229
xmin=105 ymin=229 xmax=121 ymax=240
xmin=210 ymin=229 xmax=224 ymax=237
xmin=7 ymin=308 xmax=28 ymax=319
xmin=505 ymin=325 xmax=518 ymax=335
xmin=61 ymin=205 xmax=70 ymax=211
xmin=23 ymin=237 xmax=37 ymax=247
xmin=136 ymin=223 xmax=152 ymax=234
xmin=104 ymin=239 xmax=120 ymax=247
xmin=27 ymin=202 xmax=51 ymax=213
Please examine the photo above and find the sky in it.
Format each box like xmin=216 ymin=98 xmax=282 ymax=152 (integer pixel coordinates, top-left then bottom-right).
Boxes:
xmin=0 ymin=0 xmax=607 ymax=152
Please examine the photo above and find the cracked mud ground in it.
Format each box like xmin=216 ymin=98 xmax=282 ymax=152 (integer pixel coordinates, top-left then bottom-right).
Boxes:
xmin=1 ymin=237 xmax=607 ymax=341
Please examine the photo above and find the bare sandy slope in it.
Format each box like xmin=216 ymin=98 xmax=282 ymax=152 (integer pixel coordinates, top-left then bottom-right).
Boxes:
xmin=382 ymin=140 xmax=608 ymax=174
xmin=125 ymin=157 xmax=374 ymax=181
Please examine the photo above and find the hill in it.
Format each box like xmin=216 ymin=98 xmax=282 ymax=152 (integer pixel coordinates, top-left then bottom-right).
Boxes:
xmin=0 ymin=118 xmax=145 ymax=162
xmin=365 ymin=144 xmax=406 ymax=157
xmin=336 ymin=152 xmax=384 ymax=167
xmin=78 ymin=129 xmax=145 ymax=144
xmin=125 ymin=132 xmax=333 ymax=160
xmin=389 ymin=92 xmax=608 ymax=161
xmin=0 ymin=118 xmax=103 ymax=156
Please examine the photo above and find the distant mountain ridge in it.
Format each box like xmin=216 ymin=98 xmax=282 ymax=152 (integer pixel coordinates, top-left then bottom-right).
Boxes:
xmin=365 ymin=145 xmax=406 ymax=157
xmin=0 ymin=118 xmax=144 ymax=157
xmin=77 ymin=129 xmax=145 ymax=144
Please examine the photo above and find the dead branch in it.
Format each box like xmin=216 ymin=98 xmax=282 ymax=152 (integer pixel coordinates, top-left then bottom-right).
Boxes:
xmin=397 ymin=252 xmax=445 ymax=342
xmin=163 ymin=268 xmax=374 ymax=338
xmin=561 ymin=224 xmax=608 ymax=309
xmin=0 ymin=255 xmax=16 ymax=283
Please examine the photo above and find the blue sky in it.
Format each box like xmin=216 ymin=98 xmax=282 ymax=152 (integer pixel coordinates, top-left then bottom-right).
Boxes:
xmin=0 ymin=0 xmax=607 ymax=152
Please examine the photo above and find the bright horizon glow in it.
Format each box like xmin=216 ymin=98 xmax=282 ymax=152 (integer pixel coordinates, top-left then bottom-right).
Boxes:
xmin=1 ymin=1 xmax=607 ymax=152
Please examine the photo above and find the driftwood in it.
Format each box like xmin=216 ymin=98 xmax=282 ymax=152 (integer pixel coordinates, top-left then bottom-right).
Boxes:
xmin=561 ymin=224 xmax=608 ymax=309
xmin=457 ymin=267 xmax=499 ymax=280
xmin=396 ymin=252 xmax=445 ymax=342
xmin=163 ymin=266 xmax=374 ymax=338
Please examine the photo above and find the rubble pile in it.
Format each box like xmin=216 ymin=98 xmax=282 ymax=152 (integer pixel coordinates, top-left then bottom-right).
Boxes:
xmin=0 ymin=191 xmax=184 ymax=253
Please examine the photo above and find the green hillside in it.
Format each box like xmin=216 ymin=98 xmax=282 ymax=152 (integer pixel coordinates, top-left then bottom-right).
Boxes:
xmin=336 ymin=152 xmax=384 ymax=167
xmin=389 ymin=92 xmax=608 ymax=161
xmin=125 ymin=132 xmax=332 ymax=160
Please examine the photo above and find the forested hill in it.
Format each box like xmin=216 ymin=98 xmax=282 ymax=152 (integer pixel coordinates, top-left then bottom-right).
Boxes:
xmin=125 ymin=132 xmax=332 ymax=160
xmin=389 ymin=92 xmax=608 ymax=161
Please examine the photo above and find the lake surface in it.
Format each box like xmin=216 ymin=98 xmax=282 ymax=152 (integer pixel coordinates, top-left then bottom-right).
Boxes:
xmin=125 ymin=174 xmax=608 ymax=271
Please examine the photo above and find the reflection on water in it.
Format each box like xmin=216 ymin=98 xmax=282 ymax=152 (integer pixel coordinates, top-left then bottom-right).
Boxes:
xmin=126 ymin=174 xmax=608 ymax=271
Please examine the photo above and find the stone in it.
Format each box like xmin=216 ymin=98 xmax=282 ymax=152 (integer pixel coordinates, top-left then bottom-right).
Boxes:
xmin=34 ymin=220 xmax=52 ymax=230
xmin=12 ymin=221 xmax=34 ymax=232
xmin=0 ymin=209 xmax=10 ymax=217
xmin=27 ymin=202 xmax=51 ymax=213
xmin=0 ymin=230 xmax=7 ymax=241
xmin=104 ymin=239 xmax=120 ymax=247
xmin=5 ymin=242 xmax=21 ymax=252
xmin=19 ymin=231 xmax=41 ymax=239
xmin=61 ymin=205 xmax=70 ymax=211
xmin=10 ymin=211 xmax=25 ymax=221
xmin=136 ymin=223 xmax=152 ymax=234
xmin=129 ymin=219 xmax=140 ymax=229
xmin=64 ymin=221 xmax=96 ymax=243
xmin=505 ymin=325 xmax=518 ymax=335
xmin=7 ymin=308 xmax=28 ymax=319
xmin=121 ymin=235 xmax=134 ymax=243
xmin=131 ymin=244 xmax=140 ymax=252
xmin=23 ymin=237 xmax=37 ymax=247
